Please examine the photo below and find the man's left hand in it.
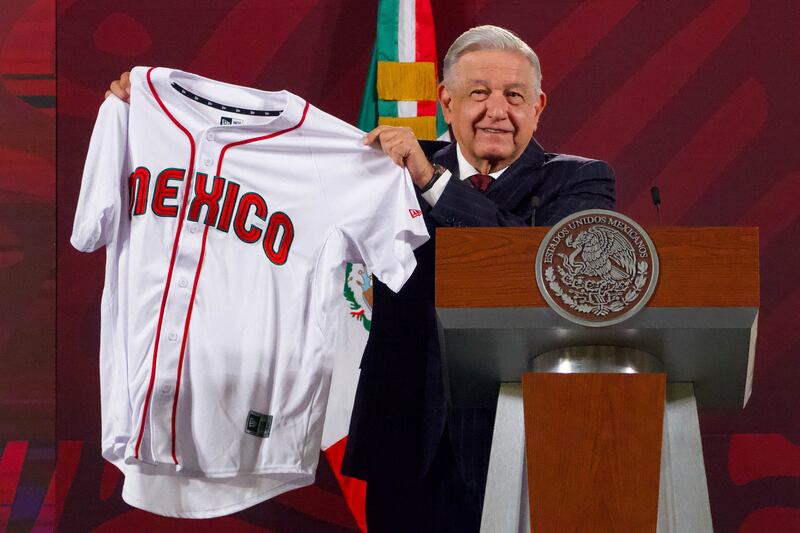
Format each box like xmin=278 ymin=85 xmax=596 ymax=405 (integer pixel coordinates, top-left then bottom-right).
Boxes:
xmin=363 ymin=126 xmax=435 ymax=189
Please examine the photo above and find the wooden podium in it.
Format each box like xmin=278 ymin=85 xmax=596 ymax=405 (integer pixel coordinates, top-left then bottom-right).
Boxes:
xmin=435 ymin=227 xmax=759 ymax=533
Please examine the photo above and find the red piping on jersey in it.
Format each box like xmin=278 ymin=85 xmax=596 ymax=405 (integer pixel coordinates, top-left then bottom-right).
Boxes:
xmin=169 ymin=99 xmax=311 ymax=464
xmin=133 ymin=67 xmax=198 ymax=460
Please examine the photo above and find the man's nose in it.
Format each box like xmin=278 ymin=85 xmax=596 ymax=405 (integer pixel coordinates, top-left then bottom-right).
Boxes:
xmin=485 ymin=91 xmax=509 ymax=120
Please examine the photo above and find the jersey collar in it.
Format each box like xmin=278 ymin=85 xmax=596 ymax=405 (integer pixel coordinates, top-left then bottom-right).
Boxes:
xmin=143 ymin=66 xmax=306 ymax=134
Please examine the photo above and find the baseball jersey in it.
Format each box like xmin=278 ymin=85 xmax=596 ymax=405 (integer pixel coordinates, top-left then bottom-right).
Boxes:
xmin=71 ymin=66 xmax=429 ymax=517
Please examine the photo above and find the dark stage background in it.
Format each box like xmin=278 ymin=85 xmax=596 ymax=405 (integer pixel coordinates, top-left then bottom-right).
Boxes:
xmin=0 ymin=0 xmax=798 ymax=530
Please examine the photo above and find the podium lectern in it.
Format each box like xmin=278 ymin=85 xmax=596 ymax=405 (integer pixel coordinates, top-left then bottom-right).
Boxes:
xmin=435 ymin=227 xmax=758 ymax=533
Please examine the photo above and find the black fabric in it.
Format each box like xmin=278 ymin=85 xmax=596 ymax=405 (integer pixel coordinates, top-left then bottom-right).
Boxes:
xmin=342 ymin=138 xmax=616 ymax=530
xmin=364 ymin=425 xmax=482 ymax=533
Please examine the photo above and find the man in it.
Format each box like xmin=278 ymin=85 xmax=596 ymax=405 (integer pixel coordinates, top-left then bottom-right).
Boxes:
xmin=106 ymin=25 xmax=615 ymax=532
xmin=344 ymin=25 xmax=616 ymax=532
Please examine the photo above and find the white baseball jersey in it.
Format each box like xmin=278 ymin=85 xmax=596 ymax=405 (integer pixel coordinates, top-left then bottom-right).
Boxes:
xmin=71 ymin=66 xmax=428 ymax=517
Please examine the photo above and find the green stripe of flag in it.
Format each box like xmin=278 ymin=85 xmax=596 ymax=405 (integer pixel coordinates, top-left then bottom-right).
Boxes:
xmin=358 ymin=45 xmax=379 ymax=131
xmin=376 ymin=0 xmax=400 ymax=62
xmin=377 ymin=99 xmax=399 ymax=117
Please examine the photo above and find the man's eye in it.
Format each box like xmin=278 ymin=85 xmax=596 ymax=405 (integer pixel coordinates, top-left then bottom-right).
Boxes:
xmin=470 ymin=89 xmax=488 ymax=99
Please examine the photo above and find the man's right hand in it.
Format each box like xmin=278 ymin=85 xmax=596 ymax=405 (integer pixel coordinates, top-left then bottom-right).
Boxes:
xmin=105 ymin=71 xmax=131 ymax=101
xmin=363 ymin=125 xmax=435 ymax=189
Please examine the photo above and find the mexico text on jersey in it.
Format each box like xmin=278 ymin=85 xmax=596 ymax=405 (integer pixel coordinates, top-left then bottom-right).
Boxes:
xmin=129 ymin=166 xmax=294 ymax=265
xmin=70 ymin=66 xmax=429 ymax=518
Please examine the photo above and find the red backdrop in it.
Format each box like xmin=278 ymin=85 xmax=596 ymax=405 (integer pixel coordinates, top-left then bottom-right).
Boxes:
xmin=0 ymin=0 xmax=798 ymax=531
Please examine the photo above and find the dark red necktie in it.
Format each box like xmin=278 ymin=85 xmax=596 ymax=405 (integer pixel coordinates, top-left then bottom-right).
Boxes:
xmin=468 ymin=173 xmax=493 ymax=193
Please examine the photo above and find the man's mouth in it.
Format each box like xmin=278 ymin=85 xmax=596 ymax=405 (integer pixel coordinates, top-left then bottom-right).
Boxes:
xmin=479 ymin=127 xmax=512 ymax=134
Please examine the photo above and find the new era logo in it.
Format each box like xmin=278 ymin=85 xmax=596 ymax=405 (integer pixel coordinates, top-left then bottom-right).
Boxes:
xmin=245 ymin=410 xmax=272 ymax=438
xmin=409 ymin=209 xmax=422 ymax=219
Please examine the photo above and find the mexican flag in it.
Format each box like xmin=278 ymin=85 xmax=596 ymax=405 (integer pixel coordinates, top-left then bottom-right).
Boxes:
xmin=322 ymin=1 xmax=446 ymax=531
xmin=359 ymin=0 xmax=449 ymax=140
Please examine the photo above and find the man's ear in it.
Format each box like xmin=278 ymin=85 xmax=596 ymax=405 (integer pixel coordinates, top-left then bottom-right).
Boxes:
xmin=532 ymin=90 xmax=547 ymax=129
xmin=536 ymin=91 xmax=547 ymax=114
xmin=438 ymin=83 xmax=453 ymax=124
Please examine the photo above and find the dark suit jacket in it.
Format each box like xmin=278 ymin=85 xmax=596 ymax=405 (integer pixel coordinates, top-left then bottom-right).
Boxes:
xmin=342 ymin=138 xmax=616 ymax=492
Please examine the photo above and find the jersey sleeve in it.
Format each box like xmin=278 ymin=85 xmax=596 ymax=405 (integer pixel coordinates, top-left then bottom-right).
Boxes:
xmin=315 ymin=146 xmax=429 ymax=293
xmin=71 ymin=96 xmax=130 ymax=252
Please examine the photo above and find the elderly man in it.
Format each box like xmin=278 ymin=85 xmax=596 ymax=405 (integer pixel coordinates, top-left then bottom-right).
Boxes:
xmin=106 ymin=24 xmax=614 ymax=532
xmin=344 ymin=26 xmax=615 ymax=533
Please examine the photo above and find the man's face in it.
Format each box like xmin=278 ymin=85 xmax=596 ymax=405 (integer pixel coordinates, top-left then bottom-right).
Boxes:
xmin=439 ymin=49 xmax=546 ymax=173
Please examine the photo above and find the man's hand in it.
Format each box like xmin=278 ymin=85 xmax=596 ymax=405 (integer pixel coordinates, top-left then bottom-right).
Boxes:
xmin=104 ymin=71 xmax=131 ymax=102
xmin=363 ymin=126 xmax=434 ymax=189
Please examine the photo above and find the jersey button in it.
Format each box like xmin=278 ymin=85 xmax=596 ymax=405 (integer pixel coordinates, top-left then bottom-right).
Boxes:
xmin=189 ymin=224 xmax=199 ymax=234
xmin=168 ymin=333 xmax=178 ymax=342
xmin=203 ymin=157 xmax=213 ymax=167
xmin=178 ymin=278 xmax=189 ymax=288
xmin=206 ymin=132 xmax=214 ymax=141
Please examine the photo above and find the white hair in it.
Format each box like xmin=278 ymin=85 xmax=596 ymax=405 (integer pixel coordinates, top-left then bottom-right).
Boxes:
xmin=442 ymin=25 xmax=542 ymax=95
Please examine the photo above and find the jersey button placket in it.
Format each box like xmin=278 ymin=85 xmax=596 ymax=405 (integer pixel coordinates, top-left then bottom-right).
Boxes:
xmin=201 ymin=134 xmax=215 ymax=169
xmin=150 ymin=142 xmax=210 ymax=464
xmin=160 ymin=138 xmax=218 ymax=464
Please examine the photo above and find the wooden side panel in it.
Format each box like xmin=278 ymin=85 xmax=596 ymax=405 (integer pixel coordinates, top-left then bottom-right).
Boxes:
xmin=436 ymin=227 xmax=759 ymax=308
xmin=522 ymin=372 xmax=666 ymax=533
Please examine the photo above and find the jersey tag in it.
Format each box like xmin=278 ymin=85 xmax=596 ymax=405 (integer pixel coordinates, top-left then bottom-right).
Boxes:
xmin=220 ymin=116 xmax=244 ymax=126
xmin=245 ymin=410 xmax=273 ymax=438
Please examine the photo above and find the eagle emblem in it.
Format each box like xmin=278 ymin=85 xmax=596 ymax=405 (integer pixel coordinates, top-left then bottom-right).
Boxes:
xmin=343 ymin=262 xmax=373 ymax=331
xmin=536 ymin=210 xmax=658 ymax=327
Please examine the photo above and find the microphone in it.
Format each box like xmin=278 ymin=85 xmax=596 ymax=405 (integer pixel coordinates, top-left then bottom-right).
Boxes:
xmin=650 ymin=186 xmax=662 ymax=224
xmin=529 ymin=196 xmax=541 ymax=226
